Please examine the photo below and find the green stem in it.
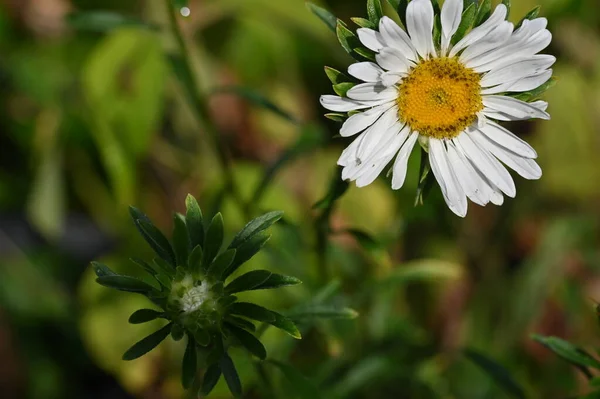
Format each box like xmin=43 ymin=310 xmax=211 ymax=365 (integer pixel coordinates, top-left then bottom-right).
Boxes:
xmin=164 ymin=1 xmax=245 ymax=211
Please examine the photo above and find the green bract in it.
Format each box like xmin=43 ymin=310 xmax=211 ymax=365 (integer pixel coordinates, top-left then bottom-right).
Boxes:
xmin=91 ymin=194 xmax=301 ymax=397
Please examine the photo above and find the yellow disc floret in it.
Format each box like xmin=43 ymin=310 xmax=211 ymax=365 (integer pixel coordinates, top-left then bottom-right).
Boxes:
xmin=397 ymin=57 xmax=483 ymax=139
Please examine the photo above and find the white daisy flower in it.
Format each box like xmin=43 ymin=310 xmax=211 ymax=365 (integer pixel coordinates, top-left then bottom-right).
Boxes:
xmin=320 ymin=0 xmax=554 ymax=217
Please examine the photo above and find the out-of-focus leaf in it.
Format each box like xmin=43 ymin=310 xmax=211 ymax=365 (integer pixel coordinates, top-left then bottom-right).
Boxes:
xmin=270 ymin=360 xmax=322 ymax=399
xmin=287 ymin=305 xmax=358 ymax=321
xmin=122 ymin=323 xmax=172 ymax=360
xmin=91 ymin=261 xmax=117 ymax=278
xmin=331 ymin=356 xmax=393 ymax=398
xmin=532 ymin=335 xmax=600 ymax=375
xmin=306 ymin=2 xmax=338 ymax=33
xmin=451 ymin=3 xmax=477 ymax=45
xmin=313 ymin=172 xmax=349 ymax=210
xmin=251 ymin=273 xmax=302 ymax=291
xmin=220 ymin=353 xmax=242 ymax=398
xmin=182 ymin=336 xmax=197 ymax=389
xmin=227 ymin=325 xmax=267 ymax=360
xmin=66 ymin=12 xmax=158 ymax=32
xmin=96 ymin=275 xmax=155 ymax=293
xmin=203 ymin=213 xmax=224 ymax=266
xmin=464 ymin=348 xmax=526 ymax=399
xmin=128 ymin=309 xmax=163 ymax=324
xmin=377 ymin=260 xmax=463 ymax=287
xmin=212 ymin=86 xmax=300 ymax=125
xmin=201 ymin=363 xmax=222 ymax=396
xmin=173 ymin=0 xmax=189 ymax=7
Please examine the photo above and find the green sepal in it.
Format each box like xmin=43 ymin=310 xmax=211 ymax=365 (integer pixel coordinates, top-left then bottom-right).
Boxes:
xmin=129 ymin=206 xmax=176 ymax=266
xmin=351 ymin=17 xmax=376 ymax=29
xmin=171 ymin=323 xmax=185 ymax=341
xmin=122 ymin=323 xmax=172 ymax=360
xmin=185 ymin=194 xmax=204 ymax=250
xmin=511 ymin=77 xmax=556 ymax=102
xmin=516 ymin=6 xmax=541 ymax=29
xmin=451 ymin=3 xmax=478 ymax=46
xmin=474 ymin=0 xmax=492 ymax=27
xmin=333 ymin=82 xmax=356 ymax=97
xmin=201 ymin=363 xmax=222 ymax=396
xmin=220 ymin=353 xmax=243 ymax=398
xmin=324 ymin=66 xmax=352 ymax=85
xmin=96 ymin=275 xmax=155 ymax=293
xmin=367 ymin=0 xmax=384 ymax=25
xmin=128 ymin=309 xmax=163 ymax=324
xmin=336 ymin=21 xmax=362 ymax=59
xmin=207 ymin=249 xmax=237 ymax=280
xmin=193 ymin=328 xmax=211 ymax=346
xmin=325 ymin=113 xmax=348 ymax=122
xmin=203 ymin=213 xmax=224 ymax=266
xmin=172 ymin=213 xmax=189 ymax=268
xmin=354 ymin=47 xmax=377 ymax=62
xmin=227 ymin=325 xmax=267 ymax=360
xmin=182 ymin=335 xmax=197 ymax=389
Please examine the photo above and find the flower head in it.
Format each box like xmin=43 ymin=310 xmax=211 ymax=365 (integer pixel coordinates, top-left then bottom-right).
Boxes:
xmin=321 ymin=0 xmax=554 ymax=217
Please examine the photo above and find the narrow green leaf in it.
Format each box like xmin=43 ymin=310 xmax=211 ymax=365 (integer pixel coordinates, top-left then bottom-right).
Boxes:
xmin=229 ymin=211 xmax=283 ymax=249
xmin=463 ymin=348 xmax=526 ymax=399
xmin=220 ymin=353 xmax=242 ymax=398
xmin=172 ymin=213 xmax=189 ymax=267
xmin=451 ymin=3 xmax=477 ymax=45
xmin=153 ymin=258 xmax=176 ymax=278
xmin=123 ymin=323 xmax=172 ymax=360
xmin=66 ymin=11 xmax=158 ymax=32
xmin=91 ymin=261 xmax=116 ymax=277
xmin=512 ymin=77 xmax=557 ymax=102
xmin=128 ymin=309 xmax=163 ymax=324
xmin=218 ymin=295 xmax=238 ymax=308
xmin=229 ymin=302 xmax=276 ymax=323
xmin=225 ymin=270 xmax=272 ymax=294
xmin=474 ymin=0 xmax=492 ymax=27
xmin=188 ymin=245 xmax=203 ymax=275
xmin=287 ymin=305 xmax=358 ymax=321
xmin=516 ymin=6 xmax=541 ymax=29
xmin=351 ymin=17 xmax=376 ymax=29
xmin=225 ymin=316 xmax=256 ymax=332
xmin=325 ymin=113 xmax=347 ymax=122
xmin=269 ymin=361 xmax=322 ymax=399
xmin=306 ymin=2 xmax=337 ymax=33
xmin=354 ymin=47 xmax=377 ymax=62
xmin=193 ymin=328 xmax=211 ymax=346
xmin=207 ymin=249 xmax=236 ymax=279
xmin=532 ymin=335 xmax=600 ymax=374
xmin=270 ymin=311 xmax=302 ymax=339
xmin=367 ymin=0 xmax=384 ymax=25
xmin=129 ymin=206 xmax=176 ymax=266
xmin=185 ymin=194 xmax=204 ymax=249
xmin=212 ymin=87 xmax=299 ymax=125
xmin=203 ymin=213 xmax=224 ymax=266
xmin=502 ymin=0 xmax=511 ymax=18
xmin=224 ymin=232 xmax=271 ymax=279
xmin=130 ymin=257 xmax=159 ymax=277
xmin=182 ymin=336 xmax=197 ymax=389
xmin=324 ymin=66 xmax=352 ymax=85
xmin=252 ymin=273 xmax=302 ymax=291
xmin=336 ymin=21 xmax=361 ymax=56
xmin=333 ymin=82 xmax=356 ymax=97
xmin=201 ymin=363 xmax=222 ymax=396
xmin=227 ymin=325 xmax=267 ymax=360
xmin=96 ymin=275 xmax=155 ymax=293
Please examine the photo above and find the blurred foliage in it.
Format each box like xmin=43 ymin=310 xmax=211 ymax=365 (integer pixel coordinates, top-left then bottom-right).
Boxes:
xmin=0 ymin=0 xmax=600 ymax=398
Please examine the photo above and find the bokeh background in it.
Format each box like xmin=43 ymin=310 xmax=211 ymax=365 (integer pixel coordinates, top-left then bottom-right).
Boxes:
xmin=1 ymin=0 xmax=600 ymax=398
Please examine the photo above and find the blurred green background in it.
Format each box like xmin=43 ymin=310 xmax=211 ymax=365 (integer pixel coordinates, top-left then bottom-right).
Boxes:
xmin=1 ymin=0 xmax=600 ymax=398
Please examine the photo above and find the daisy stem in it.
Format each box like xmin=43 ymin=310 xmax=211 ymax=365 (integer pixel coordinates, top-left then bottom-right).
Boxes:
xmin=164 ymin=1 xmax=246 ymax=213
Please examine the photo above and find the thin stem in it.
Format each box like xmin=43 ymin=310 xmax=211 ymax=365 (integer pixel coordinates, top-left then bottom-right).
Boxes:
xmin=164 ymin=2 xmax=245 ymax=211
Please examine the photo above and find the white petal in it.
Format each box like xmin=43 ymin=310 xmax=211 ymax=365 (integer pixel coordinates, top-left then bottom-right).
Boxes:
xmin=355 ymin=109 xmax=401 ymax=161
xmin=429 ymin=139 xmax=468 ymax=217
xmin=381 ymin=71 xmax=404 ymax=86
xmin=478 ymin=121 xmax=537 ymax=159
xmin=481 ymin=70 xmax=553 ymax=94
xmin=481 ymin=55 xmax=555 ymax=87
xmin=355 ymin=130 xmax=407 ymax=187
xmin=456 ymin=131 xmax=516 ymax=197
xmin=391 ymin=130 xmax=418 ymax=189
xmin=348 ymin=62 xmax=384 ymax=82
xmin=379 ymin=16 xmax=418 ymax=61
xmin=347 ymin=83 xmax=398 ymax=102
xmin=441 ymin=0 xmax=463 ymax=55
xmin=472 ymin=130 xmax=542 ymax=180
xmin=446 ymin=141 xmax=489 ymax=206
xmin=357 ymin=28 xmax=385 ymax=52
xmin=338 ymin=134 xmax=366 ymax=167
xmin=407 ymin=0 xmax=436 ymax=59
xmin=531 ymin=100 xmax=548 ymax=112
xmin=339 ymin=104 xmax=391 ymax=137
xmin=320 ymin=95 xmax=369 ymax=112
xmin=376 ymin=47 xmax=412 ymax=73
xmin=460 ymin=22 xmax=513 ymax=65
xmin=483 ymin=95 xmax=550 ymax=121
xmin=450 ymin=4 xmax=508 ymax=57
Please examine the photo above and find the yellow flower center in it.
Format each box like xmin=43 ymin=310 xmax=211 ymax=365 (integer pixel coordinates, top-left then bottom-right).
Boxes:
xmin=397 ymin=57 xmax=483 ymax=139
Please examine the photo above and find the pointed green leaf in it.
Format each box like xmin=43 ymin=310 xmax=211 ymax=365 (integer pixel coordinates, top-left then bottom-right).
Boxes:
xmin=229 ymin=211 xmax=283 ymax=249
xmin=386 ymin=0 xmax=400 ymax=9
xmin=229 ymin=302 xmax=276 ymax=323
xmin=306 ymin=2 xmax=337 ymax=33
xmin=182 ymin=336 xmax=197 ymax=389
xmin=324 ymin=66 xmax=352 ymax=85
xmin=516 ymin=6 xmax=541 ymax=29
xmin=336 ymin=21 xmax=361 ymax=57
xmin=218 ymin=295 xmax=238 ymax=308
xmin=354 ymin=47 xmax=377 ymax=62
xmin=128 ymin=309 xmax=163 ymax=324
xmin=225 ymin=316 xmax=256 ymax=332
xmin=193 ymin=328 xmax=211 ymax=346
xmin=153 ymin=258 xmax=176 ymax=278
xmin=130 ymin=257 xmax=158 ymax=277
xmin=463 ymin=348 xmax=526 ymax=399
xmin=351 ymin=17 xmax=376 ymax=29
xmin=203 ymin=213 xmax=224 ymax=265
xmin=333 ymin=82 xmax=356 ymax=97
xmin=532 ymin=335 xmax=600 ymax=372
xmin=287 ymin=305 xmax=358 ymax=321
xmin=207 ymin=249 xmax=236 ymax=279
xmin=451 ymin=3 xmax=477 ymax=45
xmin=96 ymin=275 xmax=155 ymax=293
xmin=220 ymin=353 xmax=242 ymax=398
xmin=512 ymin=77 xmax=556 ymax=102
xmin=129 ymin=206 xmax=176 ymax=266
xmin=201 ymin=363 xmax=222 ymax=396
xmin=227 ymin=325 xmax=267 ymax=360
xmin=123 ymin=323 xmax=172 ymax=360
xmin=224 ymin=232 xmax=271 ymax=279
xmin=172 ymin=213 xmax=189 ymax=267
xmin=185 ymin=194 xmax=204 ymax=249
xmin=367 ymin=0 xmax=384 ymax=25
xmin=270 ymin=311 xmax=302 ymax=339
xmin=91 ymin=261 xmax=117 ymax=277
xmin=188 ymin=245 xmax=203 ymax=275
xmin=225 ymin=270 xmax=272 ymax=294
xmin=252 ymin=273 xmax=302 ymax=291
xmin=474 ymin=0 xmax=492 ymax=27
xmin=269 ymin=361 xmax=322 ymax=399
